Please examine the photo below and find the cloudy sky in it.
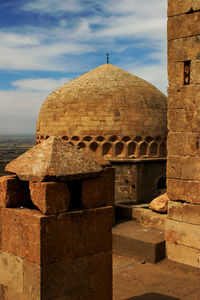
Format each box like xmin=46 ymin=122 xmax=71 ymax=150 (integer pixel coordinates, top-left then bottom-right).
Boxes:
xmin=0 ymin=0 xmax=167 ymax=135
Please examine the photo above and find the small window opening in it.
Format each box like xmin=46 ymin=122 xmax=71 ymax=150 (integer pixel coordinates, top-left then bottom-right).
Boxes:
xmin=184 ymin=61 xmax=191 ymax=85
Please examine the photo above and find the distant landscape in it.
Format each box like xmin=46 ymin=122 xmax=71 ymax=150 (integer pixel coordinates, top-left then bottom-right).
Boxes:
xmin=0 ymin=135 xmax=35 ymax=176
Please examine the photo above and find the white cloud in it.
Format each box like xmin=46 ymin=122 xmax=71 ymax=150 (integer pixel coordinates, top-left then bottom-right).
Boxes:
xmin=12 ymin=77 xmax=71 ymax=92
xmin=23 ymin=0 xmax=81 ymax=14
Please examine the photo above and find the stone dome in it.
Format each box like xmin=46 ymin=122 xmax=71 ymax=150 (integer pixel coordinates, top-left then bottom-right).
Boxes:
xmin=36 ymin=64 xmax=167 ymax=158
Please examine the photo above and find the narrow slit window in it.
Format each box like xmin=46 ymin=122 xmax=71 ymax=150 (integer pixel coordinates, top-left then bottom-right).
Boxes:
xmin=184 ymin=61 xmax=191 ymax=85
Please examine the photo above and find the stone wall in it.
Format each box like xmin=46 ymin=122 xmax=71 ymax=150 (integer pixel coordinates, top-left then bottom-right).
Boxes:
xmin=112 ymin=159 xmax=166 ymax=204
xmin=0 ymin=138 xmax=114 ymax=299
xmin=166 ymin=0 xmax=200 ymax=267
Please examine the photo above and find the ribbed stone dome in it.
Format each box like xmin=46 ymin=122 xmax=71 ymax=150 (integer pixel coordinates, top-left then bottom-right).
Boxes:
xmin=36 ymin=64 xmax=167 ymax=158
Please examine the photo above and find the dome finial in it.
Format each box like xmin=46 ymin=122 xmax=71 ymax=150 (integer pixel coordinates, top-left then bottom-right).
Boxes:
xmin=106 ymin=53 xmax=109 ymax=64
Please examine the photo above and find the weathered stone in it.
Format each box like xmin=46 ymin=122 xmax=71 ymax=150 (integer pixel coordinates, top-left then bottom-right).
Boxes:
xmin=168 ymin=62 xmax=184 ymax=87
xmin=168 ymin=200 xmax=200 ymax=225
xmin=81 ymin=176 xmax=107 ymax=208
xmin=167 ymin=132 xmax=200 ymax=157
xmin=41 ymin=256 xmax=90 ymax=299
xmin=167 ymin=155 xmax=182 ymax=179
xmin=168 ymin=108 xmax=200 ymax=132
xmin=5 ymin=137 xmax=102 ymax=182
xmin=1 ymin=208 xmax=57 ymax=264
xmin=149 ymin=193 xmax=169 ymax=213
xmin=23 ymin=260 xmax=41 ymax=300
xmin=0 ymin=252 xmax=23 ymax=293
xmin=29 ymin=181 xmax=70 ymax=214
xmin=0 ymin=175 xmax=29 ymax=208
xmin=168 ymin=0 xmax=200 ymax=17
xmin=168 ymin=35 xmax=200 ymax=63
xmin=90 ymin=252 xmax=112 ymax=289
xmin=165 ymin=219 xmax=200 ymax=249
xmin=168 ymin=12 xmax=200 ymax=40
xmin=166 ymin=242 xmax=199 ymax=268
xmin=168 ymin=85 xmax=200 ymax=110
xmin=56 ymin=206 xmax=112 ymax=260
xmin=167 ymin=178 xmax=200 ymax=204
xmin=191 ymin=60 xmax=200 ymax=84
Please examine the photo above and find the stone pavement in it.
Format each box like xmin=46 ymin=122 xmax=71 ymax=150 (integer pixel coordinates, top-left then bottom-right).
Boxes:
xmin=113 ymin=254 xmax=200 ymax=300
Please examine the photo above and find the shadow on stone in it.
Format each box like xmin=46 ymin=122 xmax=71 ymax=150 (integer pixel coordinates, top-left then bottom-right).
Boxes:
xmin=126 ymin=293 xmax=179 ymax=300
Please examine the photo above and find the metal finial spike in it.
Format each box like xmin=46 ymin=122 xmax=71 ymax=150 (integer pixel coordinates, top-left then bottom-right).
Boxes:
xmin=106 ymin=53 xmax=109 ymax=64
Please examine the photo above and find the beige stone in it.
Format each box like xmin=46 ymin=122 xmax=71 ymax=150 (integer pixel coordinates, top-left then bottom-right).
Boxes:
xmin=167 ymin=132 xmax=200 ymax=157
xmin=168 ymin=62 xmax=184 ymax=87
xmin=168 ymin=12 xmax=200 ymax=40
xmin=168 ymin=85 xmax=200 ymax=110
xmin=168 ymin=108 xmax=200 ymax=133
xmin=165 ymin=219 xmax=200 ymax=249
xmin=166 ymin=242 xmax=199 ymax=268
xmin=168 ymin=0 xmax=200 ymax=17
xmin=0 ymin=252 xmax=23 ymax=293
xmin=168 ymin=35 xmax=200 ymax=63
xmin=29 ymin=181 xmax=70 ymax=214
xmin=149 ymin=193 xmax=169 ymax=213
xmin=23 ymin=260 xmax=41 ymax=300
xmin=191 ymin=60 xmax=200 ymax=84
xmin=167 ymin=155 xmax=182 ymax=179
xmin=168 ymin=200 xmax=200 ymax=225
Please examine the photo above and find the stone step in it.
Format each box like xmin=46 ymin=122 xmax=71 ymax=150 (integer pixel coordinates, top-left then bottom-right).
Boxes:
xmin=115 ymin=202 xmax=167 ymax=231
xmin=112 ymin=220 xmax=165 ymax=263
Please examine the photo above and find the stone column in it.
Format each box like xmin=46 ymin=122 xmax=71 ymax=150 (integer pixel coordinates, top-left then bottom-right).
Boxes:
xmin=0 ymin=137 xmax=113 ymax=299
xmin=166 ymin=0 xmax=200 ymax=267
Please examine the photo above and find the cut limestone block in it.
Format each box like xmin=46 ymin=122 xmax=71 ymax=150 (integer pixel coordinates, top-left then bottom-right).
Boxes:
xmin=167 ymin=132 xmax=200 ymax=157
xmin=0 ymin=175 xmax=29 ymax=208
xmin=168 ymin=200 xmax=200 ymax=225
xmin=149 ymin=193 xmax=169 ymax=213
xmin=167 ymin=155 xmax=182 ymax=179
xmin=168 ymin=85 xmax=200 ymax=110
xmin=168 ymin=12 xmax=200 ymax=40
xmin=29 ymin=181 xmax=70 ymax=215
xmin=168 ymin=35 xmax=200 ymax=63
xmin=168 ymin=108 xmax=200 ymax=133
xmin=166 ymin=242 xmax=199 ymax=268
xmin=167 ymin=178 xmax=200 ymax=204
xmin=1 ymin=206 xmax=112 ymax=264
xmin=165 ymin=218 xmax=200 ymax=249
xmin=191 ymin=60 xmax=200 ymax=84
xmin=168 ymin=0 xmax=200 ymax=17
xmin=168 ymin=62 xmax=184 ymax=87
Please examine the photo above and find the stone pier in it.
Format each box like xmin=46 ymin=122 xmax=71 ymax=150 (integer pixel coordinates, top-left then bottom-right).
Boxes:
xmin=0 ymin=137 xmax=114 ymax=299
xmin=166 ymin=0 xmax=200 ymax=267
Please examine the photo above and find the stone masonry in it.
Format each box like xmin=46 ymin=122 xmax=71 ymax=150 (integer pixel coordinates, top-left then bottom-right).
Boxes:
xmin=166 ymin=0 xmax=200 ymax=267
xmin=0 ymin=137 xmax=114 ymax=299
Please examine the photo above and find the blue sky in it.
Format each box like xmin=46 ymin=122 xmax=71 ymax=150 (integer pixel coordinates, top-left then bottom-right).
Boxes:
xmin=0 ymin=0 xmax=167 ymax=135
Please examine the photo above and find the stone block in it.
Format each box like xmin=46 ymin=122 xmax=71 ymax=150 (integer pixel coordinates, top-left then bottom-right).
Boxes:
xmin=168 ymin=12 xmax=200 ymax=40
xmin=29 ymin=181 xmax=70 ymax=215
xmin=0 ymin=175 xmax=29 ymax=208
xmin=168 ymin=85 xmax=200 ymax=110
xmin=168 ymin=201 xmax=183 ymax=222
xmin=168 ymin=0 xmax=200 ymax=17
xmin=167 ymin=178 xmax=200 ymax=204
xmin=168 ymin=107 xmax=200 ymax=132
xmin=23 ymin=260 xmax=41 ymax=300
xmin=165 ymin=219 xmax=200 ymax=249
xmin=182 ymin=156 xmax=200 ymax=180
xmin=168 ymin=200 xmax=200 ymax=225
xmin=0 ymin=251 xmax=23 ymax=293
xmin=168 ymin=62 xmax=184 ymax=87
xmin=41 ymin=256 xmax=90 ymax=299
xmin=168 ymin=35 xmax=200 ymax=63
xmin=167 ymin=155 xmax=182 ymax=179
xmin=81 ymin=176 xmax=107 ymax=208
xmin=1 ymin=208 xmax=57 ymax=264
xmin=103 ymin=167 xmax=115 ymax=206
xmin=90 ymin=251 xmax=112 ymax=289
xmin=191 ymin=60 xmax=200 ymax=84
xmin=56 ymin=206 xmax=112 ymax=260
xmin=166 ymin=242 xmax=199 ymax=268
xmin=167 ymin=132 xmax=200 ymax=157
